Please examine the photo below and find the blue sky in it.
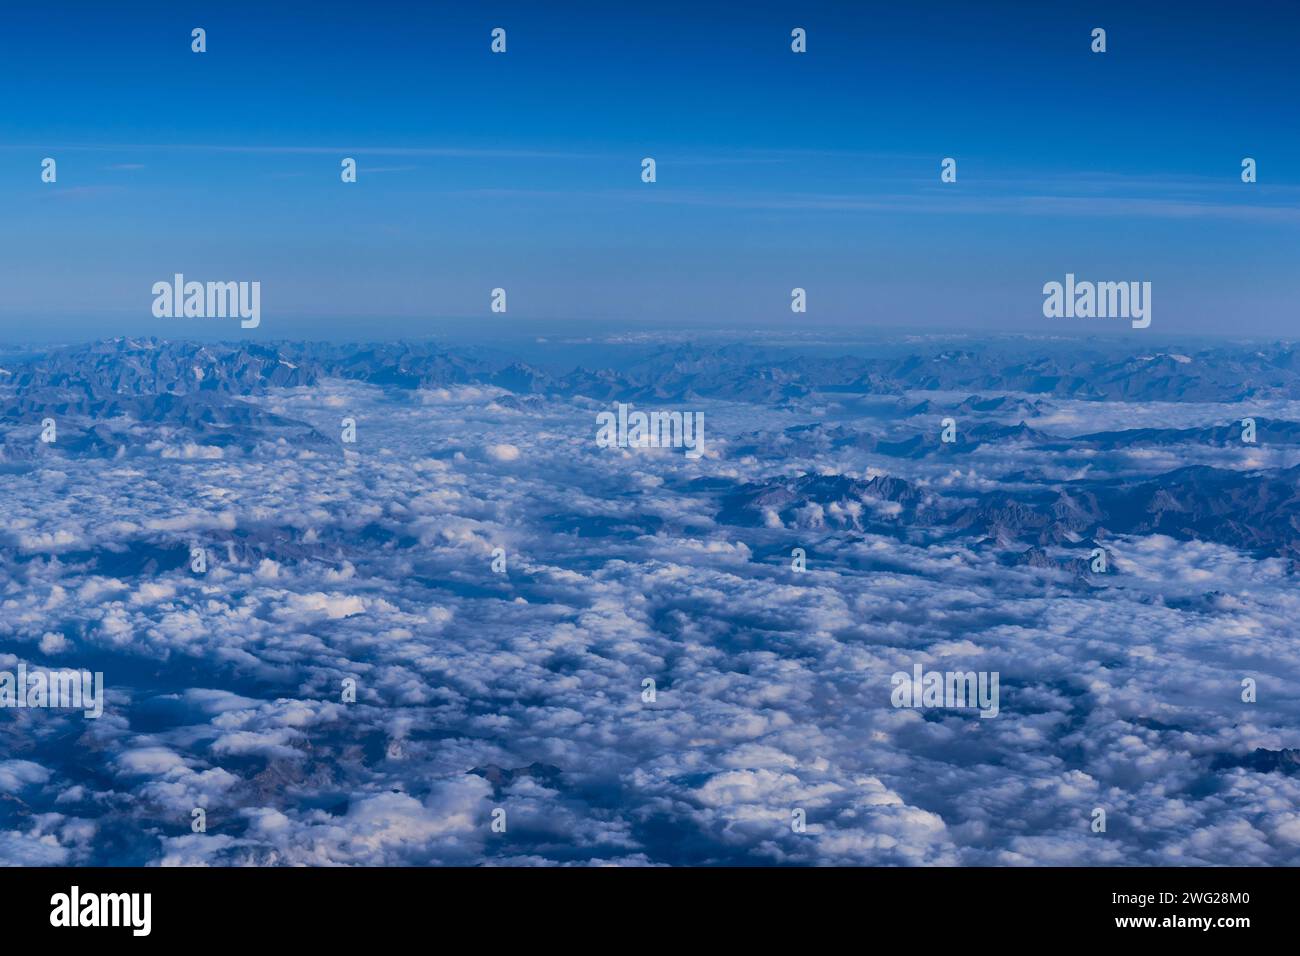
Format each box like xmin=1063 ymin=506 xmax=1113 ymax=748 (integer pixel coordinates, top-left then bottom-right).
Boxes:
xmin=0 ymin=0 xmax=1296 ymax=341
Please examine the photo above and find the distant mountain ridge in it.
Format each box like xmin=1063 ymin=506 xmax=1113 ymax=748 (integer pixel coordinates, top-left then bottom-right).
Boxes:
xmin=5 ymin=337 xmax=1298 ymax=565
xmin=11 ymin=336 xmax=1300 ymax=403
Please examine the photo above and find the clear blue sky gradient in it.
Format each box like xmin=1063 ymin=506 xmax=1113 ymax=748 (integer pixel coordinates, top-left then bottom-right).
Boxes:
xmin=1 ymin=0 xmax=1296 ymax=341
